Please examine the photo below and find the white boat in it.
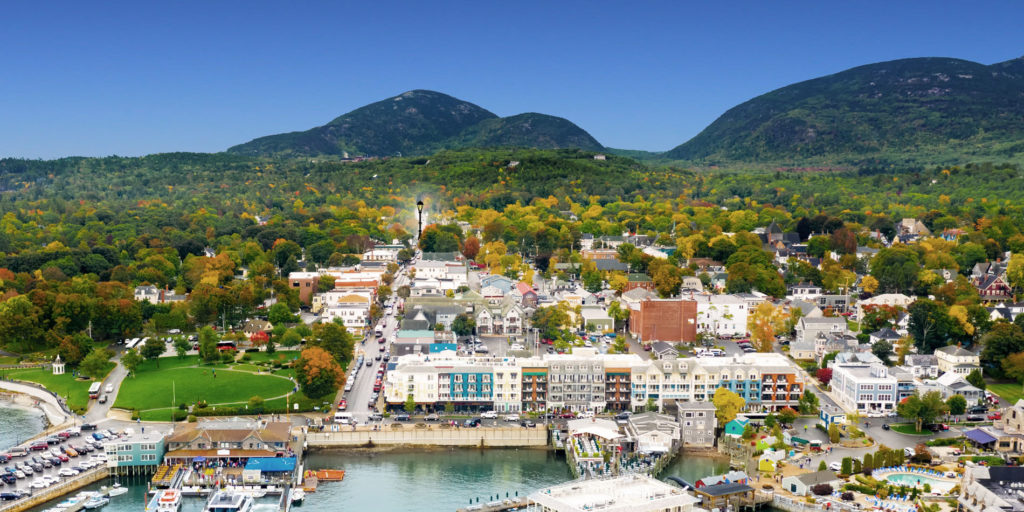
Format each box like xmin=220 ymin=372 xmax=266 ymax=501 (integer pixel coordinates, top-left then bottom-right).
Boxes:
xmin=155 ymin=489 xmax=182 ymax=512
xmin=204 ymin=489 xmax=254 ymax=512
xmin=105 ymin=483 xmax=128 ymax=497
xmin=290 ymin=489 xmax=304 ymax=505
xmin=83 ymin=496 xmax=110 ymax=509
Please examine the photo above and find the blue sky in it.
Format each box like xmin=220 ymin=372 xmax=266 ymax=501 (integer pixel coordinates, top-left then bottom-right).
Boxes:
xmin=1 ymin=1 xmax=1021 ymax=158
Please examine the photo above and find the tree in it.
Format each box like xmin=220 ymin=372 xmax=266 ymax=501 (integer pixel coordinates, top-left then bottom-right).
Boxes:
xmin=79 ymin=348 xmax=111 ymax=379
xmin=610 ymin=335 xmax=628 ymax=354
xmin=966 ymin=369 xmax=986 ymax=390
xmin=908 ymin=299 xmax=961 ymax=354
xmin=712 ymin=387 xmax=745 ymax=425
xmin=607 ymin=301 xmax=630 ymax=332
xmin=897 ymin=391 xmax=949 ymax=432
xmin=141 ymin=337 xmax=165 ymax=366
xmin=121 ymin=348 xmax=143 ymax=377
xmin=308 ymin=322 xmax=355 ymax=366
xmin=764 ymin=413 xmax=777 ymax=429
xmin=870 ymin=246 xmax=920 ymax=294
xmin=462 ymin=236 xmax=480 ymax=261
xmin=861 ymin=275 xmax=880 ymax=295
xmin=268 ymin=302 xmax=297 ymax=325
xmin=863 ymin=452 xmax=874 ymax=473
xmin=451 ymin=314 xmax=476 ymax=337
xmin=747 ymin=301 xmax=789 ymax=352
xmin=646 ymin=397 xmax=658 ymax=412
xmin=828 ymin=422 xmax=840 ymax=443
xmin=247 ymin=395 xmax=264 ymax=412
xmin=404 ymin=395 xmax=416 ymax=414
xmin=777 ymin=407 xmax=798 ymax=426
xmin=198 ymin=326 xmax=220 ymax=363
xmin=981 ymin=323 xmax=1024 ymax=378
xmin=816 ymin=368 xmax=833 ymax=387
xmin=818 ymin=460 xmax=827 ymax=471
xmin=174 ymin=337 xmax=190 ymax=358
xmin=799 ymin=390 xmax=820 ymax=415
xmin=295 ymin=346 xmax=344 ymax=398
xmin=947 ymin=394 xmax=967 ymax=416
xmin=871 ymin=341 xmax=894 ymax=364
xmin=841 ymin=457 xmax=852 ymax=475
xmin=280 ymin=328 xmax=302 ymax=347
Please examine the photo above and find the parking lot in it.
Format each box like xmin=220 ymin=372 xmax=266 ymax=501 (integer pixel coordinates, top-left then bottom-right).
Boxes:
xmin=0 ymin=426 xmax=115 ymax=501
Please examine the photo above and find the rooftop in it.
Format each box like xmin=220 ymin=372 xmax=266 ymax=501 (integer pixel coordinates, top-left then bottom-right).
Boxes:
xmin=529 ymin=474 xmax=702 ymax=512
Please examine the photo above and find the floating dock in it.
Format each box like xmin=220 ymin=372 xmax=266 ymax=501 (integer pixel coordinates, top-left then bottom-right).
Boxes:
xmin=305 ymin=470 xmax=345 ymax=481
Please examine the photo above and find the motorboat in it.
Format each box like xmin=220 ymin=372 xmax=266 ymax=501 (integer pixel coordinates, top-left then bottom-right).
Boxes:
xmin=104 ymin=483 xmax=128 ymax=497
xmin=155 ymin=489 xmax=182 ymax=512
xmin=204 ymin=489 xmax=254 ymax=512
xmin=290 ymin=489 xmax=304 ymax=505
xmin=83 ymin=496 xmax=110 ymax=509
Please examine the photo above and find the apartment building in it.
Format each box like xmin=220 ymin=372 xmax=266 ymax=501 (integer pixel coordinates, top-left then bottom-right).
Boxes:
xmin=692 ymin=294 xmax=749 ymax=337
xmin=829 ymin=362 xmax=900 ymax=414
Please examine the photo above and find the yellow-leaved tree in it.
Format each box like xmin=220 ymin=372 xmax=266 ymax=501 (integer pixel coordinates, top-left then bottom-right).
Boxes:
xmin=748 ymin=301 xmax=790 ymax=352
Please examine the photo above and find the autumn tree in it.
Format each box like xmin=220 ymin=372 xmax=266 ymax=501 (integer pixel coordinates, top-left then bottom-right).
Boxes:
xmin=295 ymin=346 xmax=344 ymax=398
xmin=462 ymin=236 xmax=480 ymax=260
xmin=309 ymin=322 xmax=355 ymax=365
xmin=897 ymin=391 xmax=948 ymax=432
xmin=947 ymin=394 xmax=967 ymax=416
xmin=748 ymin=301 xmax=789 ymax=352
xmin=121 ymin=348 xmax=143 ymax=377
xmin=712 ymin=387 xmax=745 ymax=425
xmin=776 ymin=406 xmax=798 ymax=426
xmin=79 ymin=348 xmax=112 ymax=379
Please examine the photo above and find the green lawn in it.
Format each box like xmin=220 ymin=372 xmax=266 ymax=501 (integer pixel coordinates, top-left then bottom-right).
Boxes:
xmin=115 ymin=364 xmax=295 ymax=413
xmin=3 ymin=364 xmax=114 ymax=413
xmin=243 ymin=351 xmax=300 ymax=363
xmin=988 ymin=382 xmax=1024 ymax=404
xmin=890 ymin=423 xmax=932 ymax=435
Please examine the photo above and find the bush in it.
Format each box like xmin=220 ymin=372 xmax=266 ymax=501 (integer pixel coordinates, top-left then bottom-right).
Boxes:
xmin=187 ymin=415 xmax=197 ymax=422
xmin=841 ymin=492 xmax=854 ymax=501
xmin=811 ymin=484 xmax=833 ymax=496
xmin=926 ymin=437 xmax=965 ymax=447
xmin=178 ymin=403 xmax=187 ymax=410
xmin=241 ymin=353 xmax=252 ymax=361
xmin=171 ymin=410 xmax=188 ymax=421
xmin=130 ymin=409 xmax=140 ymax=421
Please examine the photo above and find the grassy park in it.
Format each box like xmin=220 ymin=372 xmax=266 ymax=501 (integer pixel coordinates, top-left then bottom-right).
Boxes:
xmin=987 ymin=382 xmax=1024 ymax=405
xmin=3 ymin=363 xmax=114 ymax=413
xmin=115 ymin=355 xmax=296 ymax=420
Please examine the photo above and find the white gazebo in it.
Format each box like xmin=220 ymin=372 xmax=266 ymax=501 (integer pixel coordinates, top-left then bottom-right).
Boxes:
xmin=52 ymin=354 xmax=65 ymax=375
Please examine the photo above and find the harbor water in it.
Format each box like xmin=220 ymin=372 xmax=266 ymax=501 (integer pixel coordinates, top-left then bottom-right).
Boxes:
xmin=0 ymin=402 xmax=46 ymax=451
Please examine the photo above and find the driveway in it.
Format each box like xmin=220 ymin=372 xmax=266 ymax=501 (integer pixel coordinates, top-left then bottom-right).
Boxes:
xmin=84 ymin=353 xmax=130 ymax=426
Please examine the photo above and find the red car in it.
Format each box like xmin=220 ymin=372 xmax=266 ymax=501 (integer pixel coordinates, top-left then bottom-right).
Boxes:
xmin=29 ymin=442 xmax=48 ymax=451
xmin=989 ymin=412 xmax=1002 ymax=420
xmin=559 ymin=413 xmax=576 ymax=419
xmin=337 ymin=400 xmax=347 ymax=411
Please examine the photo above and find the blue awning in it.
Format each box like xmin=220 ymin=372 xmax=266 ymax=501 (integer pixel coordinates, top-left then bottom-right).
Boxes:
xmin=965 ymin=429 xmax=997 ymax=445
xmin=244 ymin=457 xmax=296 ymax=473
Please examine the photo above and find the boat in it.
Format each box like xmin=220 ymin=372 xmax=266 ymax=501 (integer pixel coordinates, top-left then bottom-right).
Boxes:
xmin=155 ymin=489 xmax=182 ymax=512
xmin=204 ymin=489 xmax=255 ymax=512
xmin=83 ymin=496 xmax=110 ymax=509
xmin=290 ymin=489 xmax=305 ymax=505
xmin=105 ymin=483 xmax=128 ymax=497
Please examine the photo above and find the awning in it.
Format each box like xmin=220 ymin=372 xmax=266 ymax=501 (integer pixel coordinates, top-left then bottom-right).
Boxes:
xmin=244 ymin=457 xmax=296 ymax=473
xmin=965 ymin=428 xmax=997 ymax=444
xmin=193 ymin=456 xmax=206 ymax=462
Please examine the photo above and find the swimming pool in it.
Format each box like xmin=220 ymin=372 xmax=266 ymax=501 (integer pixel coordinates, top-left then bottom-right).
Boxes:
xmin=885 ymin=473 xmax=955 ymax=493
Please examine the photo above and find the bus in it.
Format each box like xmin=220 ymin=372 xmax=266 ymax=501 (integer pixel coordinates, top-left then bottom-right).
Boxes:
xmin=374 ymin=325 xmax=384 ymax=338
xmin=88 ymin=382 xmax=101 ymax=399
xmin=216 ymin=340 xmax=237 ymax=352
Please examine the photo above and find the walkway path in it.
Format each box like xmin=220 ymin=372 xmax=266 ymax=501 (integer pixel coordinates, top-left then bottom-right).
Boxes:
xmin=0 ymin=379 xmax=74 ymax=428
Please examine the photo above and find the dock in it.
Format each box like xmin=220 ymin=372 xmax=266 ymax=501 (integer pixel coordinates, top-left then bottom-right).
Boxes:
xmin=456 ymin=498 xmax=533 ymax=512
xmin=305 ymin=469 xmax=345 ymax=481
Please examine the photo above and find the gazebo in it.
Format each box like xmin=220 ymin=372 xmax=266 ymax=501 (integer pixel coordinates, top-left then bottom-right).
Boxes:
xmin=52 ymin=354 xmax=65 ymax=375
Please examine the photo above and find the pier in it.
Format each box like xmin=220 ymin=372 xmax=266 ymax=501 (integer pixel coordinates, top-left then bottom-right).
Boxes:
xmin=456 ymin=497 xmax=533 ymax=512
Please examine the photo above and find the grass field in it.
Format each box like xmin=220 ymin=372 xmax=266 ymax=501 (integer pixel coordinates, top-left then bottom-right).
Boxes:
xmin=988 ymin=382 xmax=1024 ymax=404
xmin=115 ymin=361 xmax=295 ymax=414
xmin=243 ymin=351 xmax=300 ymax=363
xmin=890 ymin=423 xmax=932 ymax=435
xmin=3 ymin=363 xmax=114 ymax=413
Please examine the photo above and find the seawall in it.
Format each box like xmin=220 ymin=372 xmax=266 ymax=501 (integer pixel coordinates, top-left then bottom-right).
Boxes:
xmin=307 ymin=426 xmax=549 ymax=448
xmin=0 ymin=467 xmax=108 ymax=512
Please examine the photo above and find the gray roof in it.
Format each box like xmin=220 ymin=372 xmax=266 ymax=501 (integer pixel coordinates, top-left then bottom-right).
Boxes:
xmin=935 ymin=345 xmax=975 ymax=357
xmin=677 ymin=401 xmax=716 ymax=411
xmin=794 ymin=470 xmax=840 ymax=486
xmin=699 ymin=482 xmax=754 ymax=497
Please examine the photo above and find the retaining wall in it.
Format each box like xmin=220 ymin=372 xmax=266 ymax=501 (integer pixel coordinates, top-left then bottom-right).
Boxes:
xmin=307 ymin=426 xmax=549 ymax=448
xmin=0 ymin=467 xmax=107 ymax=512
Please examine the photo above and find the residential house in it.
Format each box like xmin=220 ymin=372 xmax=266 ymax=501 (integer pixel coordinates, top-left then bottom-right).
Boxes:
xmin=513 ymin=282 xmax=539 ymax=308
xmin=695 ymin=471 xmax=750 ymax=488
xmin=680 ymin=276 xmax=703 ymax=293
xmin=625 ymin=273 xmax=656 ymax=293
xmin=988 ymin=399 xmax=1024 ymax=453
xmin=959 ymin=465 xmax=1024 ymax=512
xmin=723 ymin=417 xmax=750 ymax=438
xmin=404 ymin=304 xmax=464 ymax=331
xmin=932 ymin=372 xmax=984 ymax=402
xmin=242 ymin=319 xmax=273 ymax=339
xmin=781 ymin=470 xmax=842 ymax=497
xmin=677 ymin=401 xmax=717 ymax=449
xmin=133 ymin=285 xmax=186 ymax=304
xmin=787 ymin=283 xmax=823 ymax=301
xmin=975 ymin=274 xmax=1014 ymax=301
xmin=475 ymin=298 xmax=527 ymax=335
xmin=651 ymin=341 xmax=679 ymax=360
xmin=869 ymin=327 xmax=902 ymax=346
xmin=788 ymin=339 xmax=816 ymax=360
xmin=795 ymin=317 xmax=847 ymax=346
xmin=902 ymin=355 xmax=940 ymax=379
xmin=361 ymin=244 xmax=403 ymax=262
xmin=935 ymin=346 xmax=981 ymax=375
xmin=580 ymin=306 xmax=613 ymax=333
xmin=854 ymin=293 xmax=914 ymax=321
xmin=693 ymin=294 xmax=749 ymax=337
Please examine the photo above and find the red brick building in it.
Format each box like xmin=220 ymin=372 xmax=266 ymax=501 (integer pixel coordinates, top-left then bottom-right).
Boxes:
xmin=288 ymin=272 xmax=320 ymax=305
xmin=629 ymin=299 xmax=697 ymax=344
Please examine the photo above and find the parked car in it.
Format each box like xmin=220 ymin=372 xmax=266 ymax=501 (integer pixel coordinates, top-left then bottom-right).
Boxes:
xmin=480 ymin=411 xmax=498 ymax=419
xmin=394 ymin=413 xmax=411 ymax=422
xmin=520 ymin=420 xmax=536 ymax=428
xmin=881 ymin=424 xmax=890 ymax=430
xmin=967 ymin=414 xmax=985 ymax=422
xmin=503 ymin=414 xmax=520 ymax=422
xmin=989 ymin=412 xmax=1002 ymax=420
xmin=80 ymin=424 xmax=97 ymax=431
xmin=463 ymin=418 xmax=482 ymax=428
xmin=424 ymin=413 xmax=440 ymax=422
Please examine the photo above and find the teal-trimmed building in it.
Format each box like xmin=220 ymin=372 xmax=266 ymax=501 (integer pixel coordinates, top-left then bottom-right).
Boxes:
xmin=723 ymin=417 xmax=749 ymax=438
xmin=103 ymin=431 xmax=166 ymax=476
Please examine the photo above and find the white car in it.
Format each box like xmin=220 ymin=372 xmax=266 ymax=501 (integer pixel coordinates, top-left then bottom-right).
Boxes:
xmin=50 ymin=448 xmax=63 ymax=458
xmin=58 ymin=468 xmax=79 ymax=477
xmin=509 ymin=344 xmax=524 ymax=351
xmin=480 ymin=411 xmax=498 ymax=419
xmin=829 ymin=461 xmax=842 ymax=472
xmin=30 ymin=479 xmax=50 ymax=489
xmin=104 ymin=383 xmax=113 ymax=393
xmin=504 ymin=414 xmax=520 ymax=422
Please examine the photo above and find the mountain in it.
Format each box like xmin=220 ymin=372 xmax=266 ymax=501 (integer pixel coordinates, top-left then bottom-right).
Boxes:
xmin=228 ymin=90 xmax=603 ymax=157
xmin=665 ymin=57 xmax=1024 ymax=163
xmin=440 ymin=113 xmax=603 ymax=151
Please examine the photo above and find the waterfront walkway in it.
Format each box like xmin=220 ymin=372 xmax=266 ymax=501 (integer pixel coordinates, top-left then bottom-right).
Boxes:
xmin=0 ymin=379 xmax=75 ymax=428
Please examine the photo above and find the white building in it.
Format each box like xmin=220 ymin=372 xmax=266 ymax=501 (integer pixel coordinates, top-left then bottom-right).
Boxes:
xmin=855 ymin=293 xmax=914 ymax=321
xmin=830 ymin=363 xmax=897 ymax=414
xmin=935 ymin=346 xmax=981 ymax=375
xmin=529 ymin=473 xmax=704 ymax=512
xmin=693 ymin=294 xmax=749 ymax=337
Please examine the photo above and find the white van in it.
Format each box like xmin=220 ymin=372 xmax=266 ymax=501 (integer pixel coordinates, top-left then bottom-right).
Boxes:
xmin=334 ymin=412 xmax=354 ymax=425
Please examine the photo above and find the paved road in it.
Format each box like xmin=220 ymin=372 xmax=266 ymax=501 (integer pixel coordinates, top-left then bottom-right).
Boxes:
xmin=84 ymin=354 xmax=129 ymax=426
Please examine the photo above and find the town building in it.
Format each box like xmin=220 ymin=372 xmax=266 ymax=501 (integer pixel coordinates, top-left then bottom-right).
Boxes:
xmin=287 ymin=271 xmax=322 ymax=305
xmin=693 ymin=294 xmax=748 ymax=337
xmin=677 ymin=401 xmax=717 ymax=448
xmin=795 ymin=317 xmax=847 ymax=346
xmin=960 ymin=466 xmax=1024 ymax=512
xmin=163 ymin=418 xmax=291 ymax=464
xmin=854 ymin=293 xmax=914 ymax=321
xmin=104 ymin=430 xmax=167 ymax=475
xmin=691 ymin=482 xmax=756 ymax=511
xmin=628 ymin=298 xmax=698 ymax=344
xmin=134 ymin=285 xmax=186 ymax=304
xmin=829 ymin=363 xmax=899 ymax=414
xmin=935 ymin=345 xmax=981 ymax=375
xmin=781 ymin=470 xmax=842 ymax=496
xmin=901 ymin=355 xmax=940 ymax=379
xmin=529 ymin=473 xmax=704 ymax=512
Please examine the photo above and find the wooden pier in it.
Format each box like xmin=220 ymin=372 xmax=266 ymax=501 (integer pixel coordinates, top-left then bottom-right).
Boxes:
xmin=456 ymin=497 xmax=532 ymax=512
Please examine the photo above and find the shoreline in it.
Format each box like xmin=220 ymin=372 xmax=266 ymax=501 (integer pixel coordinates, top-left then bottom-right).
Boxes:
xmin=0 ymin=391 xmax=52 ymax=429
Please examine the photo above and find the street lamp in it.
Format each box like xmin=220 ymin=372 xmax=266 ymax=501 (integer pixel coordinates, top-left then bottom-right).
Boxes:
xmin=416 ymin=200 xmax=424 ymax=241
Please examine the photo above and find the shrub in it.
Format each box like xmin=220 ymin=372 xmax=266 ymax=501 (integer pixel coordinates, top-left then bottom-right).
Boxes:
xmin=178 ymin=403 xmax=187 ymax=410
xmin=187 ymin=415 xmax=197 ymax=422
xmin=811 ymin=484 xmax=833 ymax=496
xmin=241 ymin=353 xmax=252 ymax=361
xmin=130 ymin=409 xmax=140 ymax=420
xmin=841 ymin=492 xmax=854 ymax=501
xmin=171 ymin=410 xmax=188 ymax=421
